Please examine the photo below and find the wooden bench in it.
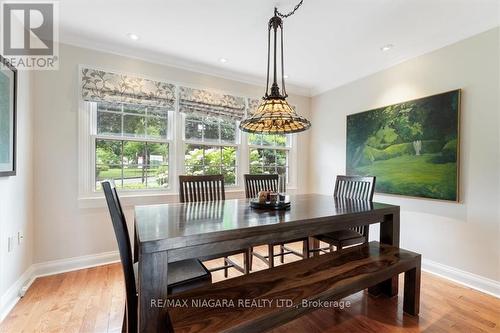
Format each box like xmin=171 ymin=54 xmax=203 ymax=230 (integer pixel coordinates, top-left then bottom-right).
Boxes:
xmin=163 ymin=241 xmax=421 ymax=333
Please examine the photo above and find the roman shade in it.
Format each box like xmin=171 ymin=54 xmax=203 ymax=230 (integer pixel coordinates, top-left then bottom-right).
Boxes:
xmin=81 ymin=68 xmax=176 ymax=109
xmin=179 ymin=86 xmax=246 ymax=121
xmin=247 ymin=98 xmax=262 ymax=115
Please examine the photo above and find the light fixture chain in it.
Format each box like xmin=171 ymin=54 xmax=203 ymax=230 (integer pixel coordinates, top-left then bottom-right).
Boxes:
xmin=276 ymin=0 xmax=304 ymax=18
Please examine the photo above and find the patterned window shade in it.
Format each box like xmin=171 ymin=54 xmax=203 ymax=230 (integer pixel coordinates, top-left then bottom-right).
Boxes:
xmin=247 ymin=98 xmax=262 ymax=115
xmin=179 ymin=86 xmax=246 ymax=121
xmin=81 ymin=68 xmax=176 ymax=109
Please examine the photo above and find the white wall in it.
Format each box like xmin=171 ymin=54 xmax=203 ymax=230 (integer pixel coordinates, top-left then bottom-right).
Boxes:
xmin=32 ymin=43 xmax=311 ymax=263
xmin=310 ymin=28 xmax=500 ymax=282
xmin=0 ymin=71 xmax=35 ymax=316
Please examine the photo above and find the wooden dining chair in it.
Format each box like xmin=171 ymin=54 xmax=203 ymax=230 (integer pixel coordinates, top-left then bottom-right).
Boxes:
xmin=179 ymin=175 xmax=251 ymax=277
xmin=244 ymin=174 xmax=310 ymax=269
xmin=312 ymin=175 xmax=376 ymax=253
xmin=101 ymin=180 xmax=212 ymax=333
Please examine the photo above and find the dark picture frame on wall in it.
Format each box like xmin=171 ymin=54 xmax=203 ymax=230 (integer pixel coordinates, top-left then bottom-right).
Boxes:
xmin=346 ymin=90 xmax=461 ymax=202
xmin=0 ymin=55 xmax=17 ymax=177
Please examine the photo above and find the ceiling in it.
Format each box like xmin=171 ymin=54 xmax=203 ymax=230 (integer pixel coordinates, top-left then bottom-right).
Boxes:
xmin=58 ymin=0 xmax=500 ymax=96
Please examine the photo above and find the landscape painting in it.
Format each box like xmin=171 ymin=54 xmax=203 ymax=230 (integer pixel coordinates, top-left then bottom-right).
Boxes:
xmin=346 ymin=90 xmax=460 ymax=201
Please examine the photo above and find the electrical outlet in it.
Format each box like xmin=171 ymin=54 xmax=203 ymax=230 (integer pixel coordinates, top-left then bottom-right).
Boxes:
xmin=17 ymin=231 xmax=24 ymax=245
xmin=7 ymin=237 xmax=13 ymax=252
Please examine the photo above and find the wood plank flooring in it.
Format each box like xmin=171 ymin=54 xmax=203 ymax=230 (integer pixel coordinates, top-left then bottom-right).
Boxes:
xmin=1 ymin=243 xmax=499 ymax=333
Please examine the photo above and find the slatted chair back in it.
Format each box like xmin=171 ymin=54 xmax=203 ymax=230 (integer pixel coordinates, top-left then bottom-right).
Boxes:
xmin=179 ymin=175 xmax=225 ymax=203
xmin=102 ymin=180 xmax=137 ymax=333
xmin=334 ymin=175 xmax=376 ymax=201
xmin=334 ymin=175 xmax=376 ymax=236
xmin=244 ymin=174 xmax=279 ymax=199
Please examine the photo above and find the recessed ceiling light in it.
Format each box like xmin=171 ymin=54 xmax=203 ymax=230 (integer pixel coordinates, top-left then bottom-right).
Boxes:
xmin=219 ymin=58 xmax=228 ymax=63
xmin=380 ymin=44 xmax=394 ymax=52
xmin=127 ymin=33 xmax=139 ymax=41
xmin=283 ymin=74 xmax=289 ymax=79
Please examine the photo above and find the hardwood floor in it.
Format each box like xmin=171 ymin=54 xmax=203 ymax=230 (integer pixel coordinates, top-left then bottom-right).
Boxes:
xmin=1 ymin=243 xmax=499 ymax=333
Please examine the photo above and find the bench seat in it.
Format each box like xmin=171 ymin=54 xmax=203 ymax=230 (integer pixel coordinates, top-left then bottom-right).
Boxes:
xmin=166 ymin=241 xmax=421 ymax=333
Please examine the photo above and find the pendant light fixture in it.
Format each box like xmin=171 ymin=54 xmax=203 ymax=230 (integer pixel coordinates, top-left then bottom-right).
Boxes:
xmin=239 ymin=1 xmax=311 ymax=134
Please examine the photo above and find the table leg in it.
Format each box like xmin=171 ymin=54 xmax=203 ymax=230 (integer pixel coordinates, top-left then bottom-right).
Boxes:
xmin=369 ymin=210 xmax=400 ymax=297
xmin=138 ymin=251 xmax=173 ymax=333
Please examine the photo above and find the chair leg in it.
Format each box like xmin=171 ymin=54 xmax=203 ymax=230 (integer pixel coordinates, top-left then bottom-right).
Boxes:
xmin=243 ymin=250 xmax=251 ymax=274
xmin=122 ymin=306 xmax=127 ymax=333
xmin=248 ymin=247 xmax=253 ymax=271
xmin=224 ymin=257 xmax=229 ymax=278
xmin=268 ymin=244 xmax=274 ymax=268
xmin=303 ymin=238 xmax=310 ymax=258
xmin=279 ymin=245 xmax=285 ymax=263
xmin=310 ymin=237 xmax=320 ymax=257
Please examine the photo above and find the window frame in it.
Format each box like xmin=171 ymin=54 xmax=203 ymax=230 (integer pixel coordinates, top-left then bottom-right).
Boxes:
xmin=181 ymin=112 xmax=241 ymax=187
xmin=183 ymin=113 xmax=241 ymax=145
xmin=80 ymin=101 xmax=176 ymax=196
xmin=77 ymin=68 xmax=299 ymax=200
xmin=247 ymin=134 xmax=292 ymax=184
xmin=95 ymin=102 xmax=171 ymax=140
xmin=94 ymin=137 xmax=171 ymax=191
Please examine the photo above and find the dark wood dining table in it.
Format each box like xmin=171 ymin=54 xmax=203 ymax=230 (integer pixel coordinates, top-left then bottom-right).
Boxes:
xmin=134 ymin=194 xmax=400 ymax=333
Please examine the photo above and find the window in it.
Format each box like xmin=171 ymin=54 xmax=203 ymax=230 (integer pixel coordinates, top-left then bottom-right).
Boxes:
xmin=183 ymin=114 xmax=238 ymax=185
xmin=79 ymin=67 xmax=298 ymax=197
xmin=94 ymin=102 xmax=171 ymax=190
xmin=248 ymin=133 xmax=290 ymax=182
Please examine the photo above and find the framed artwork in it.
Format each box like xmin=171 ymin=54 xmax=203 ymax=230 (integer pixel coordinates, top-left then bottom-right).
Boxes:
xmin=346 ymin=90 xmax=460 ymax=201
xmin=0 ymin=55 xmax=17 ymax=176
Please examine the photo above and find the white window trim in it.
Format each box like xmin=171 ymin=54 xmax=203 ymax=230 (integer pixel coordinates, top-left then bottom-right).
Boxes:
xmin=77 ymin=67 xmax=299 ymax=206
xmin=247 ymin=136 xmax=293 ymax=185
xmin=78 ymin=102 xmax=177 ymax=198
xmin=182 ymin=112 xmax=241 ymax=188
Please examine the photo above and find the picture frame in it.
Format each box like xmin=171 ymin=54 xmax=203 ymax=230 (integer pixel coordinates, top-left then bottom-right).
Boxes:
xmin=0 ymin=54 xmax=17 ymax=177
xmin=346 ymin=90 xmax=461 ymax=202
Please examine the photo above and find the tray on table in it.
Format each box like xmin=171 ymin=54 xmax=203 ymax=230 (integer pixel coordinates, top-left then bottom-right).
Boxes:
xmin=249 ymin=199 xmax=291 ymax=210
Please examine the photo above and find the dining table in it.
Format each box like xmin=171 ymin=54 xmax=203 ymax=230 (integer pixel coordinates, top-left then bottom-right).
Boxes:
xmin=134 ymin=193 xmax=400 ymax=333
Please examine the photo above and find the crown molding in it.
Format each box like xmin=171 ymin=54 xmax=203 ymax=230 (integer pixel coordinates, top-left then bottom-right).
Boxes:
xmin=59 ymin=32 xmax=313 ymax=97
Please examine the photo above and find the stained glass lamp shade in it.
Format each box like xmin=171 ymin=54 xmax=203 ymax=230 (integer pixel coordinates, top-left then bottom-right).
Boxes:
xmin=240 ymin=98 xmax=310 ymax=134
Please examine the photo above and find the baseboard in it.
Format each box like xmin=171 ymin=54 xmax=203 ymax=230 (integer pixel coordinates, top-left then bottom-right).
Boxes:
xmin=0 ymin=266 xmax=36 ymax=321
xmin=31 ymin=250 xmax=120 ymax=278
xmin=422 ymin=258 xmax=500 ymax=298
xmin=0 ymin=251 xmax=119 ymax=322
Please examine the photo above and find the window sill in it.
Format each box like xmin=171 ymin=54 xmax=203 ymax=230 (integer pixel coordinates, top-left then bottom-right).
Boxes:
xmin=78 ymin=187 xmax=298 ymax=209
